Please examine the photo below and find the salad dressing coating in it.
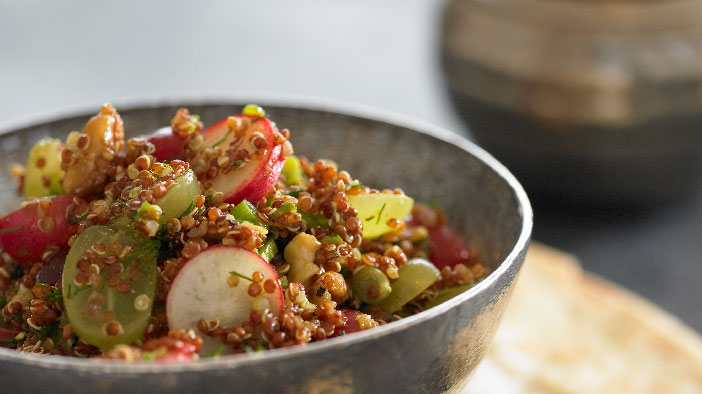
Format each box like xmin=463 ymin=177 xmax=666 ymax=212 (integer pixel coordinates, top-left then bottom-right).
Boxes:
xmin=0 ymin=105 xmax=486 ymax=361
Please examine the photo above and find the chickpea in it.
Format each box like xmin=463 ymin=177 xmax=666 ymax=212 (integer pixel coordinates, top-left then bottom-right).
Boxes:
xmin=310 ymin=272 xmax=348 ymax=305
xmin=352 ymin=266 xmax=391 ymax=304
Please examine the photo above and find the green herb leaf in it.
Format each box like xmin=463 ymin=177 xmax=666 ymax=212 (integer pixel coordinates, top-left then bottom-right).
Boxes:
xmin=178 ymin=201 xmax=196 ymax=218
xmin=0 ymin=226 xmax=23 ymax=234
xmin=210 ymin=130 xmax=232 ymax=148
xmin=123 ymin=241 xmax=159 ymax=268
xmin=338 ymin=330 xmax=346 ymax=336
xmin=193 ymin=207 xmax=207 ymax=220
xmin=154 ymin=224 xmax=168 ymax=242
xmin=339 ymin=265 xmax=349 ymax=277
xmin=204 ymin=346 xmax=224 ymax=358
xmin=229 ymin=270 xmax=253 ymax=282
xmin=30 ymin=322 xmax=57 ymax=340
xmin=376 ymin=203 xmax=386 ymax=225
xmin=38 ymin=283 xmax=63 ymax=304
xmin=71 ymin=213 xmax=89 ymax=224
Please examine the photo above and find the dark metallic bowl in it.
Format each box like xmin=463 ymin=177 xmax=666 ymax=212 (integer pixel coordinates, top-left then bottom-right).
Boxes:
xmin=0 ymin=97 xmax=532 ymax=394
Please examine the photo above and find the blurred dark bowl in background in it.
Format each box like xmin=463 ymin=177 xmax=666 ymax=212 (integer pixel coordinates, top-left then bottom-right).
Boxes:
xmin=441 ymin=0 xmax=702 ymax=209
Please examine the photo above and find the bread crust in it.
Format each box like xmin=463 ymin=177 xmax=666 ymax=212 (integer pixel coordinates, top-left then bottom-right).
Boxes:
xmin=465 ymin=243 xmax=702 ymax=394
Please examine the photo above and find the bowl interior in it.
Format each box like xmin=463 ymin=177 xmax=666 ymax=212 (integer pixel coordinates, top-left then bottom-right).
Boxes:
xmin=0 ymin=99 xmax=531 ymax=393
xmin=0 ymin=101 xmax=525 ymax=271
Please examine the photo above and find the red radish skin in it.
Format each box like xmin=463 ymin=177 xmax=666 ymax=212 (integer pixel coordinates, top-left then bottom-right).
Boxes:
xmin=226 ymin=144 xmax=284 ymax=205
xmin=202 ymin=116 xmax=285 ymax=205
xmin=166 ymin=245 xmax=284 ymax=354
xmin=0 ymin=328 xmax=18 ymax=348
xmin=155 ymin=342 xmax=199 ymax=363
xmin=148 ymin=126 xmax=186 ymax=162
xmin=0 ymin=195 xmax=83 ymax=263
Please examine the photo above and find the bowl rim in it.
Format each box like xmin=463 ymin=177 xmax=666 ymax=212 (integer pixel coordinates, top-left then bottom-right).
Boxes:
xmin=0 ymin=94 xmax=533 ymax=373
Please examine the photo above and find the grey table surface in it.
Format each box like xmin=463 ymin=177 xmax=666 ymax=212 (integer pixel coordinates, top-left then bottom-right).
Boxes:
xmin=1 ymin=0 xmax=700 ymax=337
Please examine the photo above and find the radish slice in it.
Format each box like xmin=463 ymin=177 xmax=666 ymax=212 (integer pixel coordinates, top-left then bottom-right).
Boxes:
xmin=202 ymin=116 xmax=285 ymax=205
xmin=0 ymin=327 xmax=19 ymax=348
xmin=0 ymin=195 xmax=84 ymax=263
xmin=166 ymin=245 xmax=284 ymax=354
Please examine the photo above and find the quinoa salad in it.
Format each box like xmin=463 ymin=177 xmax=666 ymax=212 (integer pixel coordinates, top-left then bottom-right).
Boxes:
xmin=0 ymin=104 xmax=486 ymax=361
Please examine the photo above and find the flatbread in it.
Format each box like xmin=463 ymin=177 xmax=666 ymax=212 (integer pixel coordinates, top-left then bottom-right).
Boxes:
xmin=464 ymin=243 xmax=702 ymax=394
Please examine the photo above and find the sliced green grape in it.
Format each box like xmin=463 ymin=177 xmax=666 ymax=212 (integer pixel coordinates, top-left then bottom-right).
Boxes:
xmin=62 ymin=222 xmax=158 ymax=348
xmin=423 ymin=281 xmax=477 ymax=309
xmin=348 ymin=193 xmax=414 ymax=239
xmin=281 ymin=156 xmax=306 ymax=186
xmin=24 ymin=138 xmax=65 ymax=198
xmin=155 ymin=169 xmax=201 ymax=222
xmin=377 ymin=258 xmax=440 ymax=313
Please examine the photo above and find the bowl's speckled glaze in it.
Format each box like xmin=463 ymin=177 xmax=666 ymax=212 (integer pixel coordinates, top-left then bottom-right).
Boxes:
xmin=0 ymin=98 xmax=532 ymax=394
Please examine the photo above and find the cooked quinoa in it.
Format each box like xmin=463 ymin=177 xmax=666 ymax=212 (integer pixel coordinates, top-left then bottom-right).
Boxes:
xmin=0 ymin=104 xmax=486 ymax=361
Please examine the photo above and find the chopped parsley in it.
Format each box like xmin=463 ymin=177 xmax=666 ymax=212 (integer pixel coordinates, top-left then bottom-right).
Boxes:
xmin=178 ymin=201 xmax=196 ymax=218
xmin=123 ymin=240 xmax=160 ymax=268
xmin=30 ymin=321 xmax=57 ymax=340
xmin=37 ymin=283 xmax=63 ymax=304
xmin=0 ymin=226 xmax=23 ymax=234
